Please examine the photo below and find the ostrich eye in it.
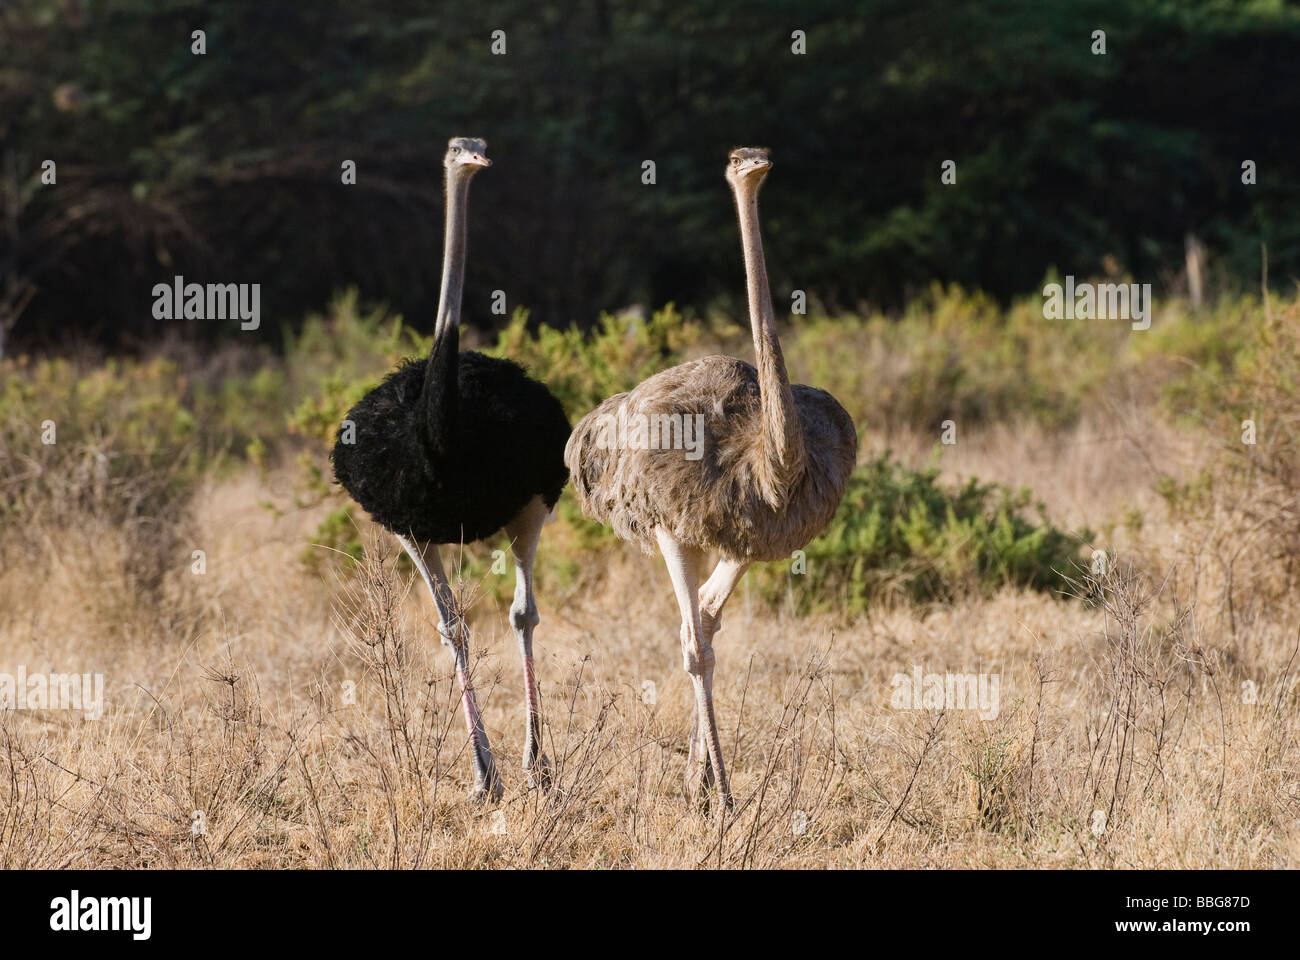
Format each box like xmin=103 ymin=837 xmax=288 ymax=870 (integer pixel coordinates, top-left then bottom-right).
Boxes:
xmin=731 ymin=157 xmax=740 ymax=166
xmin=451 ymin=146 xmax=461 ymax=154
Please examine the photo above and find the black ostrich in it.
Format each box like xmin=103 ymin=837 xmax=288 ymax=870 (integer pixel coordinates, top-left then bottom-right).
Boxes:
xmin=332 ymin=137 xmax=571 ymax=801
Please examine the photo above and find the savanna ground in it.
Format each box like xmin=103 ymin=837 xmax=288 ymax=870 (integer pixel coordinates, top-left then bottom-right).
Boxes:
xmin=2 ymin=285 xmax=1299 ymax=868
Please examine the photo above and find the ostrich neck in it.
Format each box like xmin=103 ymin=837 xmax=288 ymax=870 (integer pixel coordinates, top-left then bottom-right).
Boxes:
xmin=434 ymin=172 xmax=472 ymax=339
xmin=423 ymin=170 xmax=472 ymax=456
xmin=735 ymin=182 xmax=806 ymax=504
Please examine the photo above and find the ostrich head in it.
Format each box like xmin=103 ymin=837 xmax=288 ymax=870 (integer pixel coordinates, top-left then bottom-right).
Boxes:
xmin=444 ymin=137 xmax=491 ymax=174
xmin=725 ymin=146 xmax=771 ymax=190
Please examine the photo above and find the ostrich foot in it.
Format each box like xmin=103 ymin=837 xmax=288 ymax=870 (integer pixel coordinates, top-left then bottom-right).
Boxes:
xmin=684 ymin=717 xmax=731 ymax=812
xmin=469 ymin=782 xmax=504 ymax=805
xmin=456 ymin=666 xmax=503 ymax=804
xmin=469 ymin=758 xmax=504 ymax=804
xmin=525 ymin=751 xmax=552 ymax=791
xmin=684 ymin=757 xmax=717 ymax=813
xmin=684 ymin=759 xmax=734 ymax=813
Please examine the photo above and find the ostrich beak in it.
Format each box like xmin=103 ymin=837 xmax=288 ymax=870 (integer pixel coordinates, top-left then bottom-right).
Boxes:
xmin=467 ymin=153 xmax=492 ymax=167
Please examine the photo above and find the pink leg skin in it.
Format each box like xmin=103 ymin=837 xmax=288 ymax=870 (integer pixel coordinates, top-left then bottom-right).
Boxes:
xmin=521 ymin=655 xmax=551 ymax=789
xmin=397 ymin=534 xmax=503 ymax=803
xmin=456 ymin=666 xmax=502 ymax=803
xmin=457 ymin=669 xmax=482 ymax=740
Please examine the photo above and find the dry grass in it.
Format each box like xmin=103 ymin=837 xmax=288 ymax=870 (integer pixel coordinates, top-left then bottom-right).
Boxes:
xmin=2 ymin=394 xmax=1298 ymax=869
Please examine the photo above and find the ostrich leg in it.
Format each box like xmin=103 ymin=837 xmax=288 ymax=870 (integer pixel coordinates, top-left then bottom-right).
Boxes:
xmin=688 ymin=557 xmax=752 ymax=793
xmin=503 ymin=495 xmax=552 ymax=790
xmin=656 ymin=529 xmax=733 ymax=812
xmin=698 ymin=557 xmax=752 ymax=648
xmin=398 ymin=535 xmax=503 ymax=802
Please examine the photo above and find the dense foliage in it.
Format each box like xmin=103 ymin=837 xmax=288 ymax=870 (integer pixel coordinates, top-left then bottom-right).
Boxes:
xmin=751 ymin=453 xmax=1087 ymax=614
xmin=3 ymin=0 xmax=1299 ymax=350
xmin=2 ymin=289 xmax=1108 ymax=611
xmin=288 ymin=296 xmax=1091 ymax=610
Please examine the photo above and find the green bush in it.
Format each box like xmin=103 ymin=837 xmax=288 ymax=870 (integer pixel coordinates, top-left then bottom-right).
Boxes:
xmin=1148 ymin=299 xmax=1300 ymax=597
xmin=786 ymin=283 xmax=1128 ymax=435
xmin=1133 ymin=294 xmax=1259 ymax=424
xmin=0 ymin=354 xmax=210 ymax=591
xmin=749 ymin=453 xmax=1089 ymax=615
xmin=2 ymin=287 xmax=1121 ymax=610
xmin=292 ymin=292 xmax=1096 ymax=608
xmin=0 ymin=355 xmax=202 ymax=522
xmin=484 ymin=303 xmax=709 ymax=421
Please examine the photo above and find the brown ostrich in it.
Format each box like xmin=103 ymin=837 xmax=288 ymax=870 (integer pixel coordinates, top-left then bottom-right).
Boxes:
xmin=565 ymin=147 xmax=858 ymax=809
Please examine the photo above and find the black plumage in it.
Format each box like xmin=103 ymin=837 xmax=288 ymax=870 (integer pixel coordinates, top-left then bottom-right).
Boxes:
xmin=331 ymin=325 xmax=571 ymax=544
xmin=330 ymin=135 xmax=570 ymax=548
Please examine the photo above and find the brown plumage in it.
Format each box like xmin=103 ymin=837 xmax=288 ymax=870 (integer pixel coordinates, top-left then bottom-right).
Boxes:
xmin=565 ymin=147 xmax=858 ymax=811
xmin=567 ymin=356 xmax=855 ymax=560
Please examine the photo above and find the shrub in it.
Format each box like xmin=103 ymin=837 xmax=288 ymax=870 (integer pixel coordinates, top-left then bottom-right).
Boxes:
xmin=749 ymin=453 xmax=1089 ymax=615
xmin=785 ymin=283 xmax=1125 ymax=435
xmin=1150 ymin=298 xmax=1300 ymax=614
xmin=0 ymin=354 xmax=205 ymax=591
xmin=291 ymin=293 xmax=1092 ymax=610
xmin=1134 ymin=293 xmax=1259 ymax=425
xmin=484 ymin=303 xmax=708 ymax=421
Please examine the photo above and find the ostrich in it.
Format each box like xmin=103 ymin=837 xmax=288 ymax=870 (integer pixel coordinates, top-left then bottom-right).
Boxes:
xmin=332 ymin=138 xmax=571 ymax=802
xmin=565 ymin=147 xmax=857 ymax=810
